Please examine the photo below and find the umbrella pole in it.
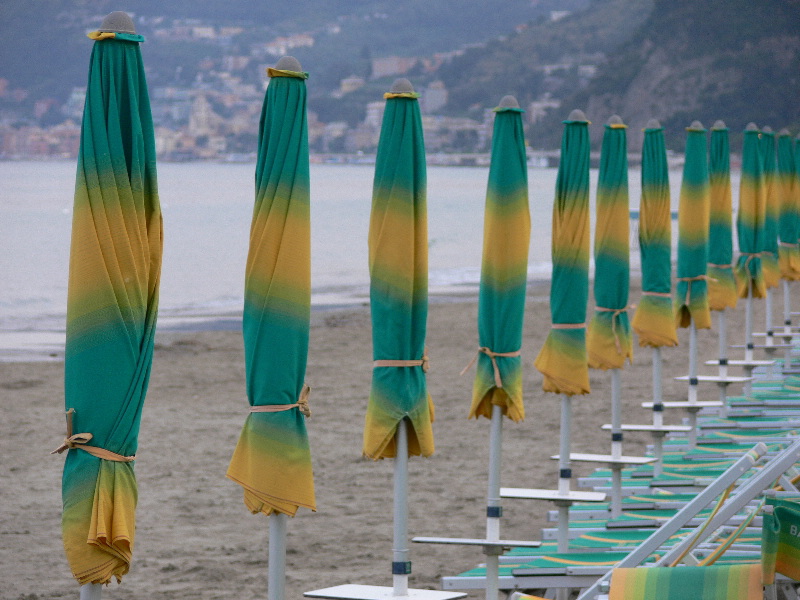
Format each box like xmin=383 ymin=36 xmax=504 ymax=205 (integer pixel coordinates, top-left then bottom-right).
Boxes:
xmin=610 ymin=369 xmax=622 ymax=518
xmin=688 ymin=321 xmax=698 ymax=448
xmin=766 ymin=288 xmax=775 ymax=347
xmin=557 ymin=394 xmax=572 ymax=553
xmin=79 ymin=584 xmax=102 ymax=600
xmin=745 ymin=280 xmax=754 ymax=363
xmin=652 ymin=347 xmax=664 ymax=476
xmin=393 ymin=418 xmax=410 ymax=597
xmin=485 ymin=404 xmax=503 ymax=600
xmin=717 ymin=310 xmax=728 ymax=417
xmin=783 ymin=280 xmax=793 ymax=368
xmin=268 ymin=512 xmax=287 ymax=600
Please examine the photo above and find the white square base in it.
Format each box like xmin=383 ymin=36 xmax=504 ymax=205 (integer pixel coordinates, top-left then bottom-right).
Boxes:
xmin=305 ymin=584 xmax=466 ymax=600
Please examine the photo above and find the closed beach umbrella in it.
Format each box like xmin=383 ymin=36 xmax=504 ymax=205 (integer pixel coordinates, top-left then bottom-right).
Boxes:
xmin=735 ymin=124 xmax=767 ymax=300
xmin=55 ymin=12 xmax=162 ymax=586
xmin=226 ymin=56 xmax=314 ymax=600
xmin=534 ymin=111 xmax=591 ymax=396
xmin=777 ymin=129 xmax=800 ymax=280
xmin=226 ymin=56 xmax=315 ymax=518
xmin=707 ymin=121 xmax=738 ymax=310
xmin=587 ymin=115 xmax=633 ymax=369
xmin=364 ymin=78 xmax=433 ymax=460
xmin=760 ymin=127 xmax=781 ymax=288
xmin=674 ymin=121 xmax=711 ymax=330
xmin=468 ymin=95 xmax=530 ymax=422
xmin=632 ymin=120 xmax=678 ymax=348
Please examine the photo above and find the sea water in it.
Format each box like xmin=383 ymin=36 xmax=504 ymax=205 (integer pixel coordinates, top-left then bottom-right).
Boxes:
xmin=1 ymin=160 xmax=714 ymax=359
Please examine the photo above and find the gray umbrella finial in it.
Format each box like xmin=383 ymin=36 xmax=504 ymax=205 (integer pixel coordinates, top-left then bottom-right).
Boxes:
xmin=745 ymin=122 xmax=759 ymax=131
xmin=390 ymin=78 xmax=415 ymax=94
xmin=498 ymin=95 xmax=520 ymax=109
xmin=712 ymin=120 xmax=727 ymax=130
xmin=607 ymin=114 xmax=624 ymax=126
xmin=275 ymin=56 xmax=303 ymax=72
xmin=689 ymin=120 xmax=704 ymax=130
xmin=779 ymin=128 xmax=791 ymax=136
xmin=99 ymin=11 xmax=136 ymax=34
xmin=645 ymin=118 xmax=661 ymax=129
xmin=762 ymin=126 xmax=773 ymax=134
xmin=567 ymin=109 xmax=588 ymax=122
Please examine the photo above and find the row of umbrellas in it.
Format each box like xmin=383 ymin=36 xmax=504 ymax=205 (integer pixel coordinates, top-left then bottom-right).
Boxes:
xmin=56 ymin=11 xmax=800 ymax=599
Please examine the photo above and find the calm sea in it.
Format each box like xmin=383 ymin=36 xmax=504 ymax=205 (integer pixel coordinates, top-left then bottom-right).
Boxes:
xmin=2 ymin=160 xmax=726 ymax=360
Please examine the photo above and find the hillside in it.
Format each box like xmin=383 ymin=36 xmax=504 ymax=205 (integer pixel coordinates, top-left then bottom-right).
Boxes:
xmin=544 ymin=0 xmax=800 ymax=149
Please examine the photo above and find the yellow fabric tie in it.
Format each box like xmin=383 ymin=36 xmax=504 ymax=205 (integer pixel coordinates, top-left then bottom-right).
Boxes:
xmin=51 ymin=408 xmax=135 ymax=462
xmin=250 ymin=384 xmax=311 ymax=417
xmin=595 ymin=306 xmax=630 ymax=354
xmin=460 ymin=347 xmax=522 ymax=389
xmin=374 ymin=350 xmax=430 ymax=373
xmin=707 ymin=262 xmax=734 ymax=269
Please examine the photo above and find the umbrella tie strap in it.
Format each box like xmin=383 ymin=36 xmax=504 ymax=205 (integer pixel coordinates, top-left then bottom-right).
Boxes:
xmin=595 ymin=306 xmax=630 ymax=354
xmin=250 ymin=385 xmax=311 ymax=417
xmin=779 ymin=241 xmax=799 ymax=248
xmin=707 ymin=262 xmax=734 ymax=269
xmin=551 ymin=323 xmax=585 ymax=329
xmin=51 ymin=409 xmax=135 ymax=462
xmin=374 ymin=350 xmax=430 ymax=373
xmin=641 ymin=291 xmax=671 ymax=298
xmin=676 ymin=275 xmax=714 ymax=306
xmin=460 ymin=347 xmax=522 ymax=388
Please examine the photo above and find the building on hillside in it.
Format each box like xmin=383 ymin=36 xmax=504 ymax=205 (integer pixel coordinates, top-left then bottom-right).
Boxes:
xmin=421 ymin=81 xmax=448 ymax=114
xmin=370 ymin=56 xmax=418 ymax=79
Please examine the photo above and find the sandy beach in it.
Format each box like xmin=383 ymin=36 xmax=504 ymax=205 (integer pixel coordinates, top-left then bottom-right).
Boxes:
xmin=0 ymin=283 xmax=770 ymax=599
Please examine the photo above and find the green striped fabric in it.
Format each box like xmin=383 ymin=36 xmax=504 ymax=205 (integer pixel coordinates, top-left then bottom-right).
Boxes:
xmin=762 ymin=497 xmax=800 ymax=584
xmin=469 ymin=101 xmax=530 ymax=421
xmin=364 ymin=88 xmax=434 ymax=458
xmin=735 ymin=127 xmax=767 ymax=298
xmin=760 ymin=129 xmax=781 ymax=287
xmin=707 ymin=125 xmax=737 ymax=310
xmin=631 ymin=125 xmax=677 ymax=347
xmin=674 ymin=124 xmax=711 ymax=329
xmin=534 ymin=115 xmax=591 ymax=395
xmin=610 ymin=564 xmax=762 ymax=599
xmin=777 ymin=130 xmax=800 ymax=279
xmin=587 ymin=121 xmax=633 ymax=368
xmin=226 ymin=68 xmax=315 ymax=517
xmin=61 ymin=32 xmax=162 ymax=585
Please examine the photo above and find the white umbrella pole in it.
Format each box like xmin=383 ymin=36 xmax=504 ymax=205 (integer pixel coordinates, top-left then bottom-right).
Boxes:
xmin=766 ymin=288 xmax=775 ymax=347
xmin=79 ymin=584 xmax=102 ymax=600
xmin=557 ymin=394 xmax=572 ymax=553
xmin=688 ymin=321 xmax=698 ymax=448
xmin=485 ymin=404 xmax=503 ymax=600
xmin=652 ymin=347 xmax=664 ymax=476
xmin=784 ymin=280 xmax=793 ymax=367
xmin=610 ymin=368 xmax=622 ymax=518
xmin=393 ymin=418 xmax=410 ymax=597
xmin=745 ymin=281 xmax=754 ymax=363
xmin=718 ymin=310 xmax=728 ymax=417
xmin=268 ymin=512 xmax=287 ymax=600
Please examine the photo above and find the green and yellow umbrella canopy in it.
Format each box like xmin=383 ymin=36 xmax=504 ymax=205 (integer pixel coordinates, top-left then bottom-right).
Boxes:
xmin=57 ymin=14 xmax=162 ymax=585
xmin=468 ymin=96 xmax=530 ymax=422
xmin=631 ymin=120 xmax=678 ymax=348
xmin=735 ymin=124 xmax=767 ymax=299
xmin=777 ymin=129 xmax=800 ymax=280
xmin=761 ymin=127 xmax=781 ymax=288
xmin=587 ymin=116 xmax=632 ymax=369
xmin=674 ymin=121 xmax=711 ymax=329
xmin=364 ymin=79 xmax=434 ymax=459
xmin=226 ymin=58 xmax=315 ymax=517
xmin=534 ymin=110 xmax=591 ymax=395
xmin=706 ymin=121 xmax=738 ymax=310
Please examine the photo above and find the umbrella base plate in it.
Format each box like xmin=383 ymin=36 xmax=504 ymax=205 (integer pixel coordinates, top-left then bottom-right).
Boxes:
xmin=305 ymin=584 xmax=466 ymax=600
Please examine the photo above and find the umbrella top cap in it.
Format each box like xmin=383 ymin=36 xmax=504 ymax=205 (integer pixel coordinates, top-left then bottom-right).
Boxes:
xmin=99 ymin=11 xmax=136 ymax=34
xmin=745 ymin=122 xmax=759 ymax=131
xmin=779 ymin=128 xmax=790 ymax=136
xmin=762 ymin=126 xmax=773 ymax=134
xmin=567 ymin=109 xmax=588 ymax=122
xmin=275 ymin=56 xmax=302 ymax=71
xmin=712 ymin=120 xmax=727 ymax=130
xmin=498 ymin=95 xmax=520 ymax=109
xmin=645 ymin=118 xmax=661 ymax=129
xmin=688 ymin=120 xmax=704 ymax=130
xmin=390 ymin=78 xmax=415 ymax=94
xmin=607 ymin=114 xmax=624 ymax=125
